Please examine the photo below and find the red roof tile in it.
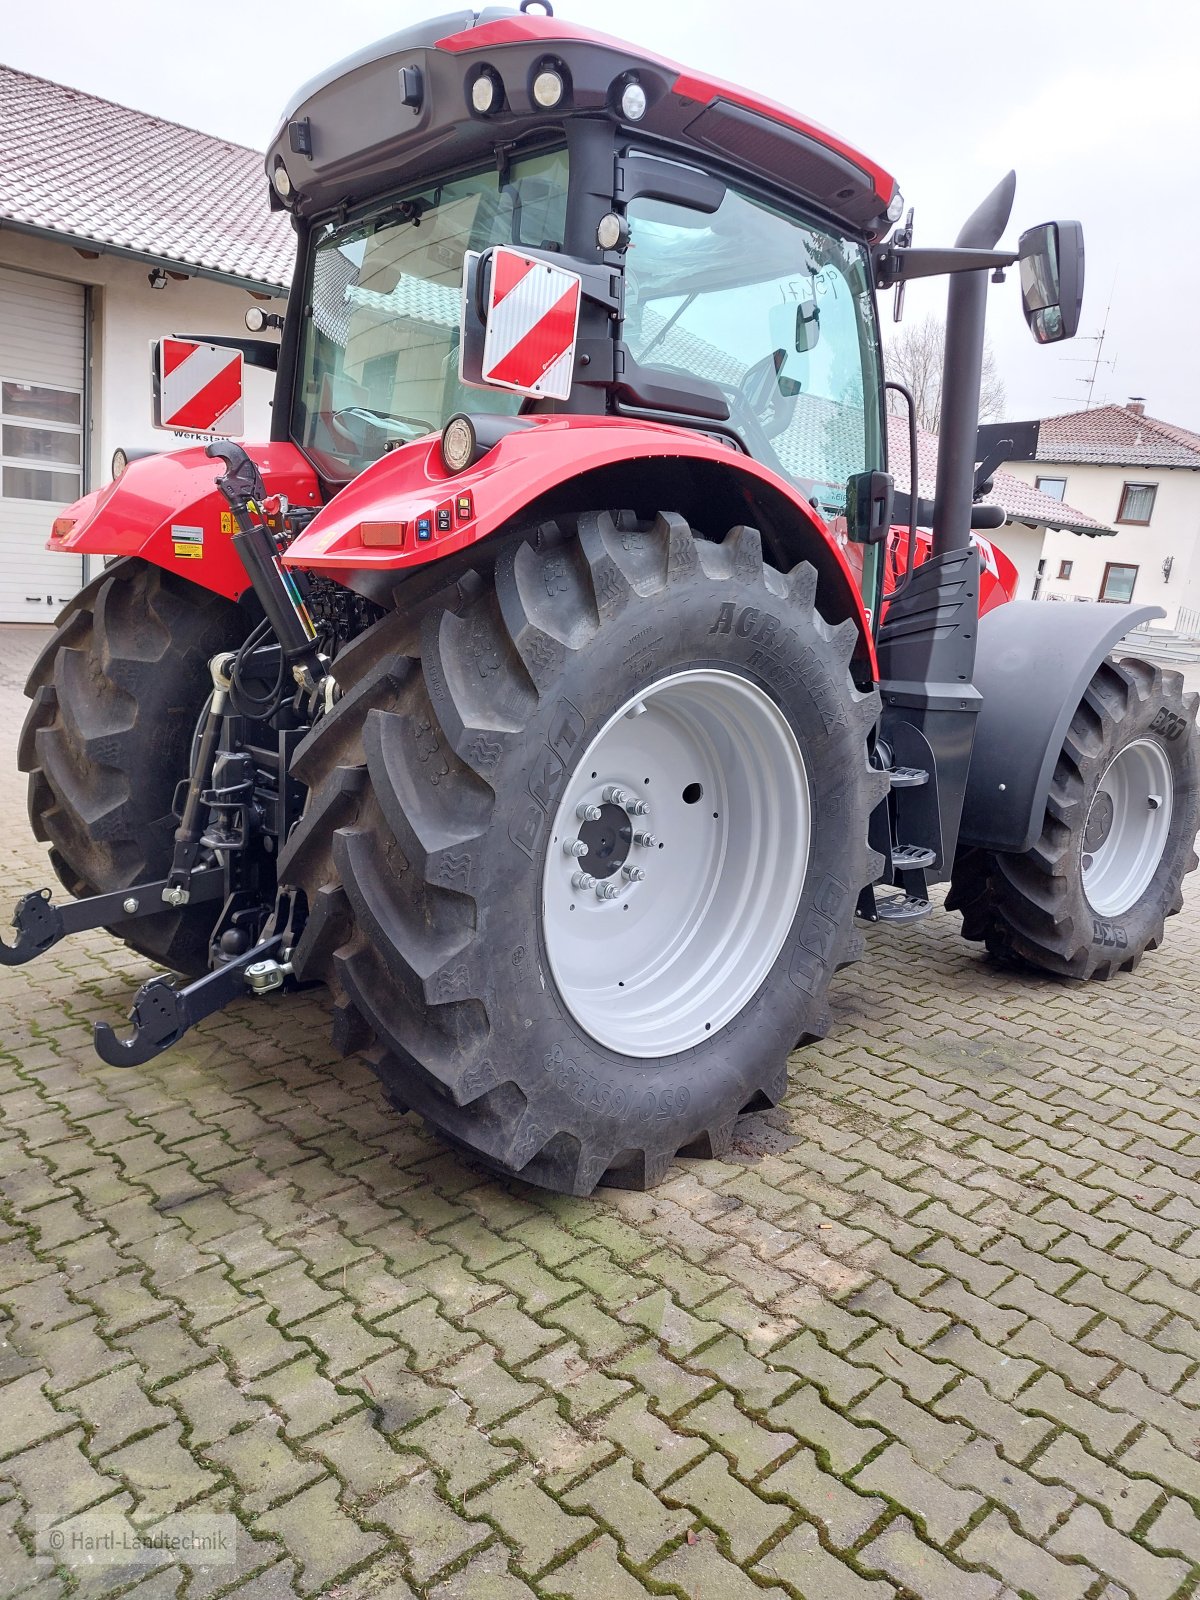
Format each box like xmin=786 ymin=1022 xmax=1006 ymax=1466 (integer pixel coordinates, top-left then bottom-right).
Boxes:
xmin=886 ymin=415 xmax=1112 ymax=538
xmin=1036 ymin=404 xmax=1200 ymax=468
xmin=0 ymin=65 xmax=295 ymax=290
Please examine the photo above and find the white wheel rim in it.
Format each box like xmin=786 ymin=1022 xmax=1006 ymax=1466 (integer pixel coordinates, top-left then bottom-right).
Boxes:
xmin=540 ymin=668 xmax=811 ymax=1057
xmin=1082 ymin=737 xmax=1173 ymax=917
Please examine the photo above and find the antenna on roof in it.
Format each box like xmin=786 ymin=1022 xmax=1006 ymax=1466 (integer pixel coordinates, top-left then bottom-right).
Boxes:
xmin=1059 ymin=270 xmax=1117 ymax=408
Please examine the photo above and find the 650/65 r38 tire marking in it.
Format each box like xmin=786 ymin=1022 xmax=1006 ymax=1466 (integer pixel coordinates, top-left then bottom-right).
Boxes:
xmin=280 ymin=510 xmax=887 ymax=1194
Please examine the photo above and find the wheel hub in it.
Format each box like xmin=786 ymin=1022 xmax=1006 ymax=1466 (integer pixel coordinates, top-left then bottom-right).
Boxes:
xmin=540 ymin=668 xmax=811 ymax=1058
xmin=1083 ymin=790 xmax=1114 ymax=853
xmin=576 ymin=803 xmax=633 ymax=880
xmin=1082 ymin=737 xmax=1174 ymax=917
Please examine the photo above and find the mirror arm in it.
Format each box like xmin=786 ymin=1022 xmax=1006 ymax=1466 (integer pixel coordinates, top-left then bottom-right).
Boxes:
xmin=875 ymin=246 xmax=1017 ymax=290
xmin=177 ymin=334 xmax=279 ymax=372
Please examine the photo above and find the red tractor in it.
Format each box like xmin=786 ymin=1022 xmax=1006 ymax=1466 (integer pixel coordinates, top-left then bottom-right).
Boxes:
xmin=9 ymin=5 xmax=1197 ymax=1193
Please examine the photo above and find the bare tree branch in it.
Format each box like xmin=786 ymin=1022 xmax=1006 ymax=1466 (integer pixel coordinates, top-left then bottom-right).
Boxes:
xmin=884 ymin=313 xmax=1006 ymax=431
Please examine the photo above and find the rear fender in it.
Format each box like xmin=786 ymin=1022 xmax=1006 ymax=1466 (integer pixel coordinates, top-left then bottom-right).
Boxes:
xmin=48 ymin=443 xmax=322 ymax=602
xmin=960 ymin=600 xmax=1165 ymax=853
xmin=283 ymin=416 xmax=878 ymax=679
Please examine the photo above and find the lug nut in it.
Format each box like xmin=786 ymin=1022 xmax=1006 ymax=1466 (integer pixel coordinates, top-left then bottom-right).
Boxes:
xmin=571 ymin=872 xmax=597 ymax=891
xmin=622 ymin=865 xmax=646 ymax=882
xmin=576 ymin=802 xmax=601 ymax=821
xmin=628 ymin=798 xmax=650 ymax=815
xmin=563 ymin=839 xmax=587 ymax=857
xmin=602 ymin=785 xmax=632 ymax=807
xmin=633 ymin=831 xmax=657 ymax=847
xmin=595 ymin=882 xmax=621 ymax=900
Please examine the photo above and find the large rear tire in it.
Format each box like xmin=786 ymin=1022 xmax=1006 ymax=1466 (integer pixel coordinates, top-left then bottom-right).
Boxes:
xmin=19 ymin=558 xmax=250 ymax=976
xmin=280 ymin=511 xmax=885 ymax=1194
xmin=948 ymin=655 xmax=1199 ymax=978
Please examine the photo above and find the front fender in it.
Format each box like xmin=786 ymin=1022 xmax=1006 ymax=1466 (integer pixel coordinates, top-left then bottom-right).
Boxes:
xmin=960 ymin=600 xmax=1165 ymax=854
xmin=284 ymin=414 xmax=877 ymax=676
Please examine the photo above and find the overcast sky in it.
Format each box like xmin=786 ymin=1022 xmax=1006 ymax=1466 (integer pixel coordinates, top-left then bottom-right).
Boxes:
xmin=6 ymin=0 xmax=1199 ymax=429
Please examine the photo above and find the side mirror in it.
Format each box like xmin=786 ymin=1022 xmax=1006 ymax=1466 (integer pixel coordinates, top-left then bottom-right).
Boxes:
xmin=1018 ymin=221 xmax=1084 ymax=344
xmin=846 ymin=470 xmax=894 ymax=544
xmin=151 ymin=338 xmax=244 ymax=435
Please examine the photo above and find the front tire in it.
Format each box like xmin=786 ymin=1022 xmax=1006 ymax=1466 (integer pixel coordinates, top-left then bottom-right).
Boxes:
xmin=18 ymin=558 xmax=250 ymax=976
xmin=948 ymin=656 xmax=1199 ymax=978
xmin=281 ymin=511 xmax=885 ymax=1194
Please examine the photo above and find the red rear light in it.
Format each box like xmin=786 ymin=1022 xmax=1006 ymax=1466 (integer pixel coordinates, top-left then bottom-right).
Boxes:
xmin=51 ymin=517 xmax=76 ymax=540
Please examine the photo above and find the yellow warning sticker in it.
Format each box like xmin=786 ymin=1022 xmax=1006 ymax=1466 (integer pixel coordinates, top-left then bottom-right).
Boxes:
xmin=220 ymin=512 xmax=234 ymax=535
xmin=171 ymin=523 xmax=204 ymax=561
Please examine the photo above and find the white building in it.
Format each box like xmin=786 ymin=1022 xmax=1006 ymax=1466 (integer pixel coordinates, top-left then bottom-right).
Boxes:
xmin=0 ymin=65 xmax=295 ymax=621
xmin=887 ymin=416 xmax=1112 ymax=597
xmin=1003 ymin=403 xmax=1200 ymax=631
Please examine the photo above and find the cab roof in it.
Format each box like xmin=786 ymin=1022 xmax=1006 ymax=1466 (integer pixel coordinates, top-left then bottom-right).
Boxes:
xmin=267 ymin=7 xmax=897 ymax=236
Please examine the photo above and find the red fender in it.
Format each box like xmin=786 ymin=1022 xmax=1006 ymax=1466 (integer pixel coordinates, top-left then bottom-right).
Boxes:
xmin=283 ymin=415 xmax=878 ymax=676
xmin=878 ymin=526 xmax=1019 ymax=617
xmin=47 ymin=443 xmax=322 ymax=602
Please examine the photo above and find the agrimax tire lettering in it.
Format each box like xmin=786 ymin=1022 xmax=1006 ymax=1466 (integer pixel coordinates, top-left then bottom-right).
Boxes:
xmin=711 ymin=602 xmax=848 ymax=734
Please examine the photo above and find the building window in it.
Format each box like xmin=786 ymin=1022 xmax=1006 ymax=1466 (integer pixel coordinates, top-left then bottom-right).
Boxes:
xmin=1099 ymin=563 xmax=1139 ymax=603
xmin=1117 ymin=482 xmax=1157 ymax=524
xmin=1037 ymin=476 xmax=1067 ymax=501
xmin=1058 ymin=559 xmax=1073 ymax=579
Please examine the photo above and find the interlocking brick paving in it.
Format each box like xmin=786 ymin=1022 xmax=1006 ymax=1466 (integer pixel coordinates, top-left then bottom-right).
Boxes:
xmin=2 ymin=621 xmax=1199 ymax=1599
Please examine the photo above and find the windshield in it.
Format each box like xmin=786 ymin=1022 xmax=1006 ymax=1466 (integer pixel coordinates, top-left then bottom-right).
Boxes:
xmin=625 ymin=180 xmax=883 ymax=520
xmin=293 ymin=149 xmax=569 ymax=479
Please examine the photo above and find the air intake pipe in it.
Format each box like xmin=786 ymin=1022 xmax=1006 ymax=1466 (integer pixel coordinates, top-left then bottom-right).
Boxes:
xmin=930 ymin=172 xmax=1015 ymax=559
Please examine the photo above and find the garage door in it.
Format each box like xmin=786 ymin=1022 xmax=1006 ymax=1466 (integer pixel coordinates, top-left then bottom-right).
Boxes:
xmin=0 ymin=266 xmax=86 ymax=621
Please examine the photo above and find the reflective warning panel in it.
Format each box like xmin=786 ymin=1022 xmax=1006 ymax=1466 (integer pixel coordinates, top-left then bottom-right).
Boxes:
xmin=478 ymin=248 xmax=582 ymax=402
xmin=152 ymin=338 xmax=244 ymax=436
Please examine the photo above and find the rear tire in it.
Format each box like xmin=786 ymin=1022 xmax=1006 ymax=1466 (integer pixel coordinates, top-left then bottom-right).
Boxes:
xmin=948 ymin=656 xmax=1199 ymax=978
xmin=19 ymin=558 xmax=250 ymax=976
xmin=280 ymin=511 xmax=885 ymax=1193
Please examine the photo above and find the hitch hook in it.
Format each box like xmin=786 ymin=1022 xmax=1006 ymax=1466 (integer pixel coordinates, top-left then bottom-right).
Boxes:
xmin=0 ymin=889 xmax=63 ymax=966
xmin=93 ymin=934 xmax=283 ymax=1068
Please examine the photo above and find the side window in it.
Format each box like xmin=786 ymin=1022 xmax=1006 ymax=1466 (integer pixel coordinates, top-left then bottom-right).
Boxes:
xmin=624 ymin=185 xmax=880 ymax=517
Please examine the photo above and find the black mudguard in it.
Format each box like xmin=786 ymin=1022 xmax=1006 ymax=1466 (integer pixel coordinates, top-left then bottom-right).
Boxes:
xmin=960 ymin=600 xmax=1164 ymax=854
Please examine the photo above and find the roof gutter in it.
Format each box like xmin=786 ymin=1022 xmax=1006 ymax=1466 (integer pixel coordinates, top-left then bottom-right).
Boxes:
xmin=0 ymin=217 xmax=291 ymax=299
xmin=1007 ymin=515 xmax=1114 ymax=539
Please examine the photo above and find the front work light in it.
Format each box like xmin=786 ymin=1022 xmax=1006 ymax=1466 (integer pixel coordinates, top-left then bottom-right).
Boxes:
xmin=620 ymin=78 xmax=647 ymax=121
xmin=272 ymin=162 xmax=293 ymax=199
xmin=532 ymin=66 xmax=566 ymax=108
xmin=887 ymin=190 xmax=905 ymax=224
xmin=471 ymin=69 xmax=502 ymax=114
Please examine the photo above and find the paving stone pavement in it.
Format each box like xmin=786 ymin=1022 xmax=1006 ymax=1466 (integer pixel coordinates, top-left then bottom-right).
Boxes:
xmin=2 ymin=620 xmax=1200 ymax=1600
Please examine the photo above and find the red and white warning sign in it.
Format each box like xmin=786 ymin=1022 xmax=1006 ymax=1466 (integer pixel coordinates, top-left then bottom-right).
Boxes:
xmin=153 ymin=338 xmax=245 ymax=436
xmin=479 ymin=248 xmax=582 ymax=402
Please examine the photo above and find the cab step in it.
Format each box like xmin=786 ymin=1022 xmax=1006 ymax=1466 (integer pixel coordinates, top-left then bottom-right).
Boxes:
xmin=888 ymin=766 xmax=929 ymax=789
xmin=875 ymin=892 xmax=933 ymax=924
xmin=891 ymin=843 xmax=937 ymax=870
